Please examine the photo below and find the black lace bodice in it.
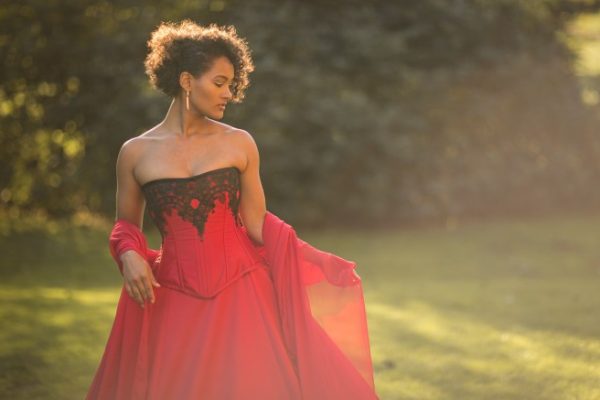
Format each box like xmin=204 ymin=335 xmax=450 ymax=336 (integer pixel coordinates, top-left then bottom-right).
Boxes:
xmin=141 ymin=166 xmax=242 ymax=240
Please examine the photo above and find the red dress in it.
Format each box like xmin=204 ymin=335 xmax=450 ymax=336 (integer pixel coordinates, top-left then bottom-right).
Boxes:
xmin=86 ymin=166 xmax=378 ymax=399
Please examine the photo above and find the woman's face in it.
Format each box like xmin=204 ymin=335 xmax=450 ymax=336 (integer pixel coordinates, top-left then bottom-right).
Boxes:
xmin=188 ymin=55 xmax=234 ymax=119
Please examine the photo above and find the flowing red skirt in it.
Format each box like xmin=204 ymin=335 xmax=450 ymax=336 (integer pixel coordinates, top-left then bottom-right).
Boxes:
xmin=87 ymin=264 xmax=304 ymax=399
xmin=87 ymin=212 xmax=378 ymax=399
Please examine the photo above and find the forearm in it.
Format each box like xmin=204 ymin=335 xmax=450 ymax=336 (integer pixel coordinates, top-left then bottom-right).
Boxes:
xmin=109 ymin=218 xmax=153 ymax=275
xmin=119 ymin=249 xmax=139 ymax=263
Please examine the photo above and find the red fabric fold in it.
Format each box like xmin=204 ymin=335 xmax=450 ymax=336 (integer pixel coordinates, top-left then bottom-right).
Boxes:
xmin=108 ymin=219 xmax=160 ymax=275
xmin=252 ymin=211 xmax=379 ymax=399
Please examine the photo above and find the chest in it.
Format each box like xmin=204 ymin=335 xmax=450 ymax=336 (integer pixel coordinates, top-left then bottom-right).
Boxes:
xmin=135 ymin=134 xmax=241 ymax=184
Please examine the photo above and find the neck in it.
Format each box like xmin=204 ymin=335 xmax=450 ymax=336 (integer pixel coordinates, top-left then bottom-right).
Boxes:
xmin=161 ymin=96 xmax=213 ymax=139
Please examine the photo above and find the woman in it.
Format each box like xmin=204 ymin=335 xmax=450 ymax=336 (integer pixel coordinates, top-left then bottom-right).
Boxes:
xmin=86 ymin=20 xmax=378 ymax=400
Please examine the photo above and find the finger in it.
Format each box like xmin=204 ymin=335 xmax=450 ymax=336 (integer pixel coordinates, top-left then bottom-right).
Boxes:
xmin=142 ymin=275 xmax=155 ymax=304
xmin=125 ymin=283 xmax=133 ymax=298
xmin=126 ymin=283 xmax=139 ymax=305
xmin=133 ymin=280 xmax=147 ymax=306
xmin=130 ymin=282 xmax=145 ymax=307
xmin=139 ymin=276 xmax=153 ymax=303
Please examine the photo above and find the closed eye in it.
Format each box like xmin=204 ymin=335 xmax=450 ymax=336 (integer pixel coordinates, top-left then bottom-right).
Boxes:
xmin=215 ymin=82 xmax=234 ymax=90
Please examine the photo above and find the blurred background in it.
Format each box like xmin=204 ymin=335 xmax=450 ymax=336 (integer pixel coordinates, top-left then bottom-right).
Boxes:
xmin=1 ymin=1 xmax=599 ymax=399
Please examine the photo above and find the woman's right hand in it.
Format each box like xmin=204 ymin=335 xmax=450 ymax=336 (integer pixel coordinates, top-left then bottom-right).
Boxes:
xmin=120 ymin=250 xmax=161 ymax=308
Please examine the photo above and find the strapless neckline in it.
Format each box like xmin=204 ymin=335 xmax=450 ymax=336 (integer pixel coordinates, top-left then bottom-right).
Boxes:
xmin=140 ymin=166 xmax=240 ymax=189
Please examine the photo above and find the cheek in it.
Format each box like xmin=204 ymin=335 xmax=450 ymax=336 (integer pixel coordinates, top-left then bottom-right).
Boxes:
xmin=194 ymin=84 xmax=217 ymax=102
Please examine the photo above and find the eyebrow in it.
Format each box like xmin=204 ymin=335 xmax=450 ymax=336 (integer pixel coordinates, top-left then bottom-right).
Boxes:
xmin=214 ymin=74 xmax=233 ymax=80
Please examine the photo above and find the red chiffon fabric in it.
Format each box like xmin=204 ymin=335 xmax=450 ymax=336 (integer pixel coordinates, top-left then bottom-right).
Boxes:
xmin=107 ymin=218 xmax=160 ymax=276
xmin=87 ymin=171 xmax=378 ymax=399
xmin=254 ymin=212 xmax=377 ymax=398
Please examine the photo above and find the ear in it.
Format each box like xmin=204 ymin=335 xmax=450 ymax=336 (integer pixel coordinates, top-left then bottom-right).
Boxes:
xmin=179 ymin=71 xmax=192 ymax=92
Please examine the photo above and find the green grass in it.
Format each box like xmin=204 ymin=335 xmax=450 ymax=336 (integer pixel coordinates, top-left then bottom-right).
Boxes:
xmin=1 ymin=211 xmax=599 ymax=399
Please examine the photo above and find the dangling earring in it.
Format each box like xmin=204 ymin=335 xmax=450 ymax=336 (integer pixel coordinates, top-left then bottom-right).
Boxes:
xmin=186 ymin=90 xmax=190 ymax=111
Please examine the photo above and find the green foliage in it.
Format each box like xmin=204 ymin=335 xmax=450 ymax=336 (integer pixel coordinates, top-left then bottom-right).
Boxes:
xmin=1 ymin=0 xmax=599 ymax=229
xmin=0 ymin=1 xmax=225 ymax=221
xmin=227 ymin=0 xmax=600 ymax=226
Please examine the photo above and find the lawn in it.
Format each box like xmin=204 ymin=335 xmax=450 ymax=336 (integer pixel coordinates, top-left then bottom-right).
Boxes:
xmin=1 ymin=211 xmax=599 ymax=399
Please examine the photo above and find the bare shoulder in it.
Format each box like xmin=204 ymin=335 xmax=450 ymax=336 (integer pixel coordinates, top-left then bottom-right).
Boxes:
xmin=118 ymin=135 xmax=145 ymax=163
xmin=226 ymin=128 xmax=260 ymax=171
xmin=230 ymin=127 xmax=255 ymax=142
xmin=211 ymin=120 xmax=252 ymax=141
xmin=116 ymin=128 xmax=160 ymax=170
xmin=225 ymin=127 xmax=258 ymax=152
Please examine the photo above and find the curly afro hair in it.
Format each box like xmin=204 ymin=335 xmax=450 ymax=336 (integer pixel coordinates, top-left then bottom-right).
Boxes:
xmin=144 ymin=20 xmax=254 ymax=103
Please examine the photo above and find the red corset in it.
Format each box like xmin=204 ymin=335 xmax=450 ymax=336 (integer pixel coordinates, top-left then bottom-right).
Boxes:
xmin=140 ymin=166 xmax=265 ymax=299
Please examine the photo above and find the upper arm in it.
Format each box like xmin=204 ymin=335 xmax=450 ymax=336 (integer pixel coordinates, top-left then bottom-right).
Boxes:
xmin=236 ymin=130 xmax=266 ymax=243
xmin=115 ymin=138 xmax=145 ymax=229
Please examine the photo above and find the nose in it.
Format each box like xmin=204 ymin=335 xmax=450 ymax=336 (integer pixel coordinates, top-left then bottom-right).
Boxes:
xmin=223 ymin=86 xmax=233 ymax=100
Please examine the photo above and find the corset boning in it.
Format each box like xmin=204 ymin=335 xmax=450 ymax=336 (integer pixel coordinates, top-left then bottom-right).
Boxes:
xmin=141 ymin=167 xmax=266 ymax=299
